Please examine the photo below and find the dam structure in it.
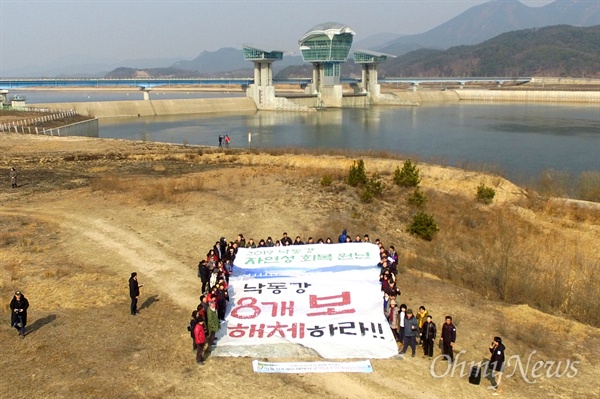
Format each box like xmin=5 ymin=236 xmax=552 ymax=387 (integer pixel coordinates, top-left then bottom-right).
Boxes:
xmin=298 ymin=22 xmax=356 ymax=108
xmin=351 ymin=49 xmax=415 ymax=106
xmin=242 ymin=44 xmax=312 ymax=111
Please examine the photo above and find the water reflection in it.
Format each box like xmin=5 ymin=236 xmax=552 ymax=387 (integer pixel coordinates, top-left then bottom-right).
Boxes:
xmin=97 ymin=102 xmax=599 ymax=183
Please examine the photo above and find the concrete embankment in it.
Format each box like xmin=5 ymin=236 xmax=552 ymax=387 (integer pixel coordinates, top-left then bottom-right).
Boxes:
xmin=31 ymin=89 xmax=599 ymax=118
xmin=384 ymin=91 xmax=460 ymax=103
xmin=388 ymin=89 xmax=600 ymax=103
xmin=31 ymin=97 xmax=257 ymax=118
xmin=456 ymin=89 xmax=600 ymax=102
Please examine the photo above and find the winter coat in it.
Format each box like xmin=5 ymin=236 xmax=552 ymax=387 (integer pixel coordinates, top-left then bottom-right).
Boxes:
xmin=490 ymin=342 xmax=506 ymax=371
xmin=422 ymin=321 xmax=437 ymax=340
xmin=194 ymin=322 xmax=207 ymax=345
xmin=387 ymin=306 xmax=400 ymax=329
xmin=441 ymin=322 xmax=457 ymax=343
xmin=129 ymin=277 xmax=139 ymax=298
xmin=403 ymin=316 xmax=419 ymax=337
xmin=213 ymin=244 xmax=222 ymax=260
xmin=417 ymin=309 xmax=429 ymax=329
xmin=338 ymin=229 xmax=347 ymax=243
xmin=199 ymin=262 xmax=211 ymax=281
xmin=10 ymin=295 xmax=29 ymax=327
xmin=207 ymin=307 xmax=219 ymax=333
xmin=216 ymin=289 xmax=228 ymax=306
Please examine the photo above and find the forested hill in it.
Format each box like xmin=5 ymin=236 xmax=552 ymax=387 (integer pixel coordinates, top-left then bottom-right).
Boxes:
xmin=106 ymin=25 xmax=600 ymax=79
xmin=379 ymin=25 xmax=600 ymax=78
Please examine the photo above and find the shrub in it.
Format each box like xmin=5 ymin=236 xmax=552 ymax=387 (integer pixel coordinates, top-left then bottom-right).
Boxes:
xmin=359 ymin=173 xmax=384 ymax=203
xmin=366 ymin=173 xmax=384 ymax=196
xmin=476 ymin=183 xmax=496 ymax=204
xmin=407 ymin=212 xmax=439 ymax=241
xmin=408 ymin=188 xmax=428 ymax=207
xmin=320 ymin=175 xmax=333 ymax=187
xmin=347 ymin=159 xmax=367 ymax=187
xmin=394 ymin=159 xmax=421 ymax=187
xmin=359 ymin=189 xmax=374 ymax=203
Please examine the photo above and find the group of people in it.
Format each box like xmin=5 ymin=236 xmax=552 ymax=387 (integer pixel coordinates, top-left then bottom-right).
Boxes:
xmin=122 ymin=229 xmax=506 ymax=393
xmin=188 ymin=231 xmax=381 ymax=365
xmin=217 ymin=134 xmax=231 ymax=148
xmin=376 ymin=238 xmax=458 ymax=361
xmin=189 ymin=236 xmax=241 ymax=365
xmin=217 ymin=231 xmax=377 ymax=248
xmin=377 ymin=238 xmax=505 ymax=395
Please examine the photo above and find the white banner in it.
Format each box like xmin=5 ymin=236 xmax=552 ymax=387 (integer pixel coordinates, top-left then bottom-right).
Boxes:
xmin=213 ymin=243 xmax=398 ymax=359
xmin=233 ymin=242 xmax=381 ymax=272
xmin=252 ymin=360 xmax=373 ymax=373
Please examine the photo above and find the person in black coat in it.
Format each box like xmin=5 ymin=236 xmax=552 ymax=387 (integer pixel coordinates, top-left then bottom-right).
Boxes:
xmin=10 ymin=291 xmax=29 ymax=337
xmin=198 ymin=260 xmax=211 ymax=294
xmin=422 ymin=315 xmax=437 ymax=358
xmin=280 ymin=232 xmax=293 ymax=246
xmin=129 ymin=272 xmax=143 ymax=315
xmin=440 ymin=315 xmax=457 ymax=363
xmin=489 ymin=336 xmax=506 ymax=395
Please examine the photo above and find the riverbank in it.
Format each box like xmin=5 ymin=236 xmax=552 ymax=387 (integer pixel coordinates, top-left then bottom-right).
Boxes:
xmin=1 ymin=134 xmax=599 ymax=398
xmin=389 ymin=89 xmax=600 ymax=103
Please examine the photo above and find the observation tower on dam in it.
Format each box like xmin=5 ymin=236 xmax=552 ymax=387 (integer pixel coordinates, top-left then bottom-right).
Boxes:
xmin=298 ymin=22 xmax=355 ymax=107
xmin=353 ymin=49 xmax=395 ymax=97
xmin=242 ymin=44 xmax=282 ymax=105
xmin=243 ymin=44 xmax=311 ymax=111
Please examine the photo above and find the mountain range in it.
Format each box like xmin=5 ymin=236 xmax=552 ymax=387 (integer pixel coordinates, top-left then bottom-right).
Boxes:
xmin=11 ymin=0 xmax=599 ymax=78
xmin=373 ymin=0 xmax=599 ymax=55
xmin=107 ymin=0 xmax=598 ymax=79
xmin=376 ymin=24 xmax=600 ymax=78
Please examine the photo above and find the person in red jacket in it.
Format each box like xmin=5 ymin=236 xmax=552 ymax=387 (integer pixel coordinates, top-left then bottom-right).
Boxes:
xmin=194 ymin=314 xmax=207 ymax=365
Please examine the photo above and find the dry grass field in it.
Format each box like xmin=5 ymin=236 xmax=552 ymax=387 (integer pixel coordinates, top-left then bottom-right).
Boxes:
xmin=1 ymin=133 xmax=599 ymax=399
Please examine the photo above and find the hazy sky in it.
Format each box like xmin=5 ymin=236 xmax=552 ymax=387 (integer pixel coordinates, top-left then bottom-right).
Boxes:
xmin=0 ymin=0 xmax=555 ymax=74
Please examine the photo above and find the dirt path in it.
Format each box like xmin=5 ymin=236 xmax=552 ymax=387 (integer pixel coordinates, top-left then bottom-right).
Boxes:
xmin=1 ymin=135 xmax=599 ymax=399
xmin=0 ymin=205 xmax=201 ymax=311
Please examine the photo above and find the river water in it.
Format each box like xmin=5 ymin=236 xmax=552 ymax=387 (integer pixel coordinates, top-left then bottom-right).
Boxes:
xmin=16 ymin=90 xmax=600 ymax=184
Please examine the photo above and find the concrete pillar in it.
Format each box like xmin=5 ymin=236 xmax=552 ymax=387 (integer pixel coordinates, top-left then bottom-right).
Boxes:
xmin=369 ymin=65 xmax=378 ymax=89
xmin=311 ymin=65 xmax=321 ymax=94
xmin=260 ymin=62 xmax=270 ymax=87
xmin=368 ymin=65 xmax=380 ymax=96
xmin=268 ymin=63 xmax=273 ymax=86
xmin=361 ymin=67 xmax=368 ymax=92
xmin=319 ymin=85 xmax=343 ymax=108
xmin=254 ymin=64 xmax=261 ymax=86
xmin=0 ymin=89 xmax=8 ymax=105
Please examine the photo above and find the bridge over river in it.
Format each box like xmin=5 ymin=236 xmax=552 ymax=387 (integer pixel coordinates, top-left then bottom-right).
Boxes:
xmin=0 ymin=77 xmax=531 ymax=90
